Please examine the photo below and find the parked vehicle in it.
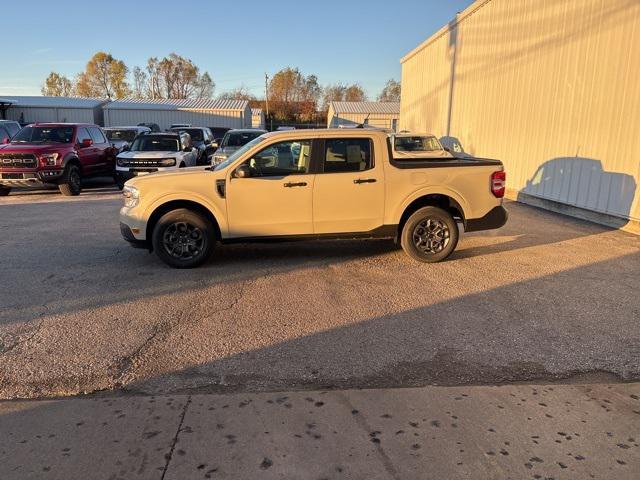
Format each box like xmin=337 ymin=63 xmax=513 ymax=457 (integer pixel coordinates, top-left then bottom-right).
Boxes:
xmin=169 ymin=127 xmax=215 ymax=165
xmin=137 ymin=122 xmax=161 ymax=133
xmin=114 ymin=132 xmax=197 ymax=189
xmin=391 ymin=133 xmax=453 ymax=159
xmin=0 ymin=120 xmax=21 ymax=141
xmin=0 ymin=123 xmax=116 ymax=196
xmin=104 ymin=126 xmax=151 ymax=153
xmin=119 ymin=128 xmax=508 ymax=268
xmin=212 ymin=129 xmax=267 ymax=165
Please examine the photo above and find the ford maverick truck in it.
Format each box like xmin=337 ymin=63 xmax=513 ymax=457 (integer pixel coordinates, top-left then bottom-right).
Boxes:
xmin=119 ymin=129 xmax=507 ymax=268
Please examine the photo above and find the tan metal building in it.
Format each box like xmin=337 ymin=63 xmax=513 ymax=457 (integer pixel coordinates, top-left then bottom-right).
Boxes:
xmin=251 ymin=108 xmax=265 ymax=129
xmin=103 ymin=98 xmax=251 ymax=130
xmin=400 ymin=0 xmax=640 ymax=231
xmin=1 ymin=96 xmax=107 ymax=125
xmin=327 ymin=102 xmax=400 ymax=131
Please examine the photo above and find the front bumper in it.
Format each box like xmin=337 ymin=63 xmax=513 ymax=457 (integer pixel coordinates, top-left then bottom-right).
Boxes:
xmin=465 ymin=205 xmax=509 ymax=232
xmin=120 ymin=222 xmax=149 ymax=249
xmin=0 ymin=169 xmax=63 ymax=186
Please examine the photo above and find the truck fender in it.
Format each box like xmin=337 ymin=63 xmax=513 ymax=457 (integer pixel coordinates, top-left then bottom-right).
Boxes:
xmin=61 ymin=153 xmax=81 ymax=172
xmin=393 ymin=187 xmax=470 ymax=226
xmin=145 ymin=192 xmax=228 ymax=238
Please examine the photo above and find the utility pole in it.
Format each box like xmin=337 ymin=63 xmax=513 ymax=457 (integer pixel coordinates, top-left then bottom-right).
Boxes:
xmin=264 ymin=73 xmax=271 ymax=131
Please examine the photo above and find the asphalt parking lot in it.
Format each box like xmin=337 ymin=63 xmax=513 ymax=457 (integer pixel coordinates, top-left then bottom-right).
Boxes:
xmin=0 ymin=183 xmax=639 ymax=400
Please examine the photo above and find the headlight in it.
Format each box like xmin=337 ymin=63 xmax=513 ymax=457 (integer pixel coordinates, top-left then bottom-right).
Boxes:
xmin=122 ymin=185 xmax=139 ymax=208
xmin=39 ymin=153 xmax=59 ymax=166
xmin=116 ymin=157 xmax=127 ymax=167
xmin=159 ymin=158 xmax=176 ymax=167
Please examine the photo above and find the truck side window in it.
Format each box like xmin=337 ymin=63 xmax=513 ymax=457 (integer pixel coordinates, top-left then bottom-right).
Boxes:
xmin=323 ymin=139 xmax=372 ymax=173
xmin=245 ymin=140 xmax=312 ymax=177
xmin=77 ymin=128 xmax=92 ymax=144
xmin=89 ymin=127 xmax=106 ymax=144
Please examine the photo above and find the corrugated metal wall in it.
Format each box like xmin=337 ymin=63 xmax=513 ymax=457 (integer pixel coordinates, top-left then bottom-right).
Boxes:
xmin=6 ymin=107 xmax=96 ymax=124
xmin=327 ymin=113 xmax=399 ymax=129
xmin=103 ymin=108 xmax=248 ymax=131
xmin=401 ymin=0 xmax=640 ymax=223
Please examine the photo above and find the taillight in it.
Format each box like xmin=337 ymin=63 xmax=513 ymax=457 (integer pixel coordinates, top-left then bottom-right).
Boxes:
xmin=491 ymin=171 xmax=506 ymax=198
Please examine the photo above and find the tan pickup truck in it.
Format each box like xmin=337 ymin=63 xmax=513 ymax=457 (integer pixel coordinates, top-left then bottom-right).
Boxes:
xmin=119 ymin=129 xmax=507 ymax=268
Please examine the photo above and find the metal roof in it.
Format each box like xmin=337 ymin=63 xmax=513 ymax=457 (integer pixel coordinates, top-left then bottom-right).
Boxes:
xmin=105 ymin=98 xmax=249 ymax=111
xmin=329 ymin=101 xmax=400 ymax=115
xmin=251 ymin=108 xmax=263 ymax=115
xmin=0 ymin=96 xmax=108 ymax=108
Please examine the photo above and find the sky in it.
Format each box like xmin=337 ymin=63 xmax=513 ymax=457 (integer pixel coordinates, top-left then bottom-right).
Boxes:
xmin=1 ymin=0 xmax=473 ymax=99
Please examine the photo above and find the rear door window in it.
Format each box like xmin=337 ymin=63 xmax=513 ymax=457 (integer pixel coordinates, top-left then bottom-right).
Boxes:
xmin=322 ymin=138 xmax=373 ymax=173
xmin=89 ymin=127 xmax=107 ymax=144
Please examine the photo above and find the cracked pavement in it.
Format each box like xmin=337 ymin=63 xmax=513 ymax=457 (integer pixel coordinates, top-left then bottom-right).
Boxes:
xmin=0 ymin=185 xmax=639 ymax=400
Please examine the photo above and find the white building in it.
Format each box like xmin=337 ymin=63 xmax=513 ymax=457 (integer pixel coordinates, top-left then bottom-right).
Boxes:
xmin=1 ymin=96 xmax=107 ymax=125
xmin=251 ymin=108 xmax=265 ymax=129
xmin=400 ymin=0 xmax=640 ymax=232
xmin=327 ymin=102 xmax=400 ymax=131
xmin=103 ymin=98 xmax=251 ymax=130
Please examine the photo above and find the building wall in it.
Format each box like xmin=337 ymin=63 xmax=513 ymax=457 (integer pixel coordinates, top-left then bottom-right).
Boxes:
xmin=327 ymin=112 xmax=399 ymax=130
xmin=6 ymin=107 xmax=97 ymax=125
xmin=252 ymin=112 xmax=265 ymax=129
xmin=401 ymin=0 xmax=640 ymax=224
xmin=103 ymin=108 xmax=247 ymax=131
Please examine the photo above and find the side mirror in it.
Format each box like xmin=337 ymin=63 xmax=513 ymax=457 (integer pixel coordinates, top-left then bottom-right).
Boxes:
xmin=81 ymin=138 xmax=93 ymax=148
xmin=235 ymin=164 xmax=251 ymax=178
xmin=122 ymin=144 xmax=130 ymax=152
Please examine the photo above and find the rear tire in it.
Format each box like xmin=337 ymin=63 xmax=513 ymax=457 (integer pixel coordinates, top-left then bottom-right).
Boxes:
xmin=152 ymin=208 xmax=216 ymax=268
xmin=0 ymin=186 xmax=11 ymax=196
xmin=58 ymin=164 xmax=82 ymax=196
xmin=400 ymin=206 xmax=458 ymax=263
xmin=114 ymin=176 xmax=125 ymax=190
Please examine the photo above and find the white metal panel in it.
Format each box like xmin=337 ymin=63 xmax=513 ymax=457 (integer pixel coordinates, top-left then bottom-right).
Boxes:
xmin=103 ymin=108 xmax=245 ymax=131
xmin=401 ymin=0 xmax=640 ymax=223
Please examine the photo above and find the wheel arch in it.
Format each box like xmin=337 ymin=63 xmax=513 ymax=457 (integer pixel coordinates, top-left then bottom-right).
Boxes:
xmin=62 ymin=154 xmax=82 ymax=173
xmin=397 ymin=193 xmax=466 ymax=238
xmin=146 ymin=199 xmax=222 ymax=251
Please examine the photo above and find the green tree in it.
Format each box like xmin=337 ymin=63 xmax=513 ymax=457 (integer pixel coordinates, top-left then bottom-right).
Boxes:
xmin=377 ymin=79 xmax=401 ymax=102
xmin=75 ymin=52 xmax=129 ymax=99
xmin=41 ymin=72 xmax=74 ymax=96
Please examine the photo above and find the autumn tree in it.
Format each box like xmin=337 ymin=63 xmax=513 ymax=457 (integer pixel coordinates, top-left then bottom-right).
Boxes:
xmin=377 ymin=79 xmax=401 ymax=102
xmin=75 ymin=52 xmax=129 ymax=99
xmin=344 ymin=84 xmax=366 ymax=102
xmin=268 ymin=67 xmax=321 ymax=121
xmin=321 ymin=83 xmax=367 ymax=110
xmin=41 ymin=72 xmax=74 ymax=97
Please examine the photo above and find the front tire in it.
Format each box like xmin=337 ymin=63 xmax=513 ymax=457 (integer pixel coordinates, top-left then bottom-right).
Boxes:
xmin=0 ymin=186 xmax=11 ymax=196
xmin=58 ymin=164 xmax=82 ymax=196
xmin=152 ymin=209 xmax=215 ymax=268
xmin=400 ymin=206 xmax=459 ymax=263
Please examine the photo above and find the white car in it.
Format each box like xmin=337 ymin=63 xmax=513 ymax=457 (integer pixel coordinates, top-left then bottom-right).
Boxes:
xmin=391 ymin=133 xmax=454 ymax=159
xmin=115 ymin=132 xmax=197 ymax=189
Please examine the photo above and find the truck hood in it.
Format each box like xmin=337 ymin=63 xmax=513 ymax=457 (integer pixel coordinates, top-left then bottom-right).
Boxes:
xmin=117 ymin=150 xmax=179 ymax=159
xmin=0 ymin=143 xmax=70 ymax=155
xmin=126 ymin=165 xmax=212 ymax=187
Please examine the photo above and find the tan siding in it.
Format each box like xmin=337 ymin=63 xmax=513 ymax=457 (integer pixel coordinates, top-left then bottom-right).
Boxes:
xmin=401 ymin=0 xmax=640 ymax=223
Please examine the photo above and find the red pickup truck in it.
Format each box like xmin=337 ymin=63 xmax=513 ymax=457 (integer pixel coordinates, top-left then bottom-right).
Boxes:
xmin=0 ymin=123 xmax=116 ymax=196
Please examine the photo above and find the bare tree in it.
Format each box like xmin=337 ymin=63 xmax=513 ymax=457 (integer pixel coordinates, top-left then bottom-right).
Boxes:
xmin=377 ymin=79 xmax=401 ymax=102
xmin=218 ymin=85 xmax=256 ymax=101
xmin=131 ymin=67 xmax=148 ymax=98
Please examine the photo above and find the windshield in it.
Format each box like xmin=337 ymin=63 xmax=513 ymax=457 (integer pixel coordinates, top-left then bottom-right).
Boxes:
xmin=105 ymin=129 xmax=138 ymax=143
xmin=222 ymin=131 xmax=264 ymax=148
xmin=214 ymin=137 xmax=265 ymax=171
xmin=394 ymin=135 xmax=443 ymax=152
xmin=12 ymin=126 xmax=74 ymax=144
xmin=174 ymin=128 xmax=204 ymax=142
xmin=130 ymin=136 xmax=179 ymax=152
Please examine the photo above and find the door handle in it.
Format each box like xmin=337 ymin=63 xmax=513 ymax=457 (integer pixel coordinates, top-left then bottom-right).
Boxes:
xmin=283 ymin=181 xmax=307 ymax=188
xmin=353 ymin=178 xmax=377 ymax=184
